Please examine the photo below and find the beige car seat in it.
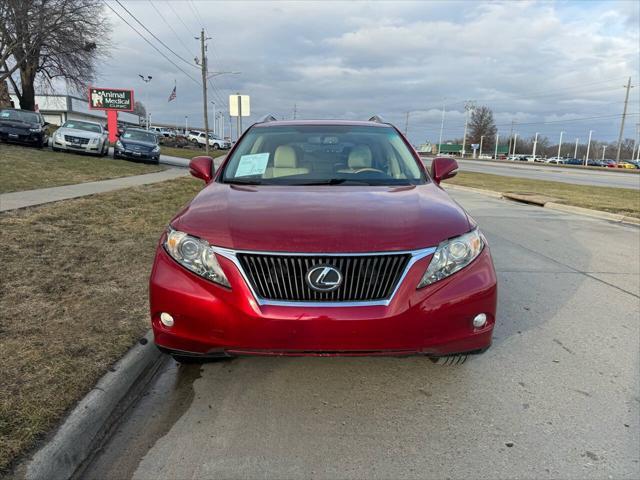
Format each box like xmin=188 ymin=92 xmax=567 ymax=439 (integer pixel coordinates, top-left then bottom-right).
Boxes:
xmin=339 ymin=144 xmax=373 ymax=172
xmin=264 ymin=145 xmax=310 ymax=178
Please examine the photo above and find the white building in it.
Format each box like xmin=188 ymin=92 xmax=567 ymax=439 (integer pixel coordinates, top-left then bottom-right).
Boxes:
xmin=8 ymin=94 xmax=141 ymax=127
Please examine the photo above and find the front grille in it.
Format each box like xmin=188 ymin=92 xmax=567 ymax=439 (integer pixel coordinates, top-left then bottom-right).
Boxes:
xmin=237 ymin=253 xmax=411 ymax=302
xmin=64 ymin=135 xmax=89 ymax=145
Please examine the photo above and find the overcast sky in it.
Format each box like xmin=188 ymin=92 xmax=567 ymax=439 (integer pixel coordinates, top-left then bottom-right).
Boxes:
xmin=95 ymin=0 xmax=640 ymax=143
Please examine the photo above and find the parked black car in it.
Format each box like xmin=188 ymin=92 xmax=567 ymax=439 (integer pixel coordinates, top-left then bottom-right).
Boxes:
xmin=113 ymin=128 xmax=161 ymax=163
xmin=564 ymin=158 xmax=583 ymax=165
xmin=586 ymin=159 xmax=605 ymax=167
xmin=0 ymin=108 xmax=49 ymax=147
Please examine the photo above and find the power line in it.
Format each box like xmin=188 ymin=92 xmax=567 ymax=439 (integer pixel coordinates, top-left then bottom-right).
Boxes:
xmin=102 ymin=1 xmax=200 ymax=86
xmin=114 ymin=0 xmax=198 ymax=70
xmin=148 ymin=1 xmax=195 ymax=59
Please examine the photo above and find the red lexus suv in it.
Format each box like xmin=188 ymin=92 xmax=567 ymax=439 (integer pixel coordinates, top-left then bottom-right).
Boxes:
xmin=149 ymin=117 xmax=497 ymax=363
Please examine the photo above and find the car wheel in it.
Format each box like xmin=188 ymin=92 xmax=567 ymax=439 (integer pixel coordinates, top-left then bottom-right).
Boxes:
xmin=212 ymin=143 xmax=220 ymax=150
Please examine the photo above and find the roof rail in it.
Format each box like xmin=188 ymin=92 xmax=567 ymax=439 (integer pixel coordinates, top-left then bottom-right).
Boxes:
xmin=257 ymin=114 xmax=278 ymax=123
xmin=368 ymin=114 xmax=388 ymax=124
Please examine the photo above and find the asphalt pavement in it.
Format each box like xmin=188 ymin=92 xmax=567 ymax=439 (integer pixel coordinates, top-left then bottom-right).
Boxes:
xmin=455 ymin=159 xmax=640 ymax=190
xmin=80 ymin=189 xmax=639 ymax=480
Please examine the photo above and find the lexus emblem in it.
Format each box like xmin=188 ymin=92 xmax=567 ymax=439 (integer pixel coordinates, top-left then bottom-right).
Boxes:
xmin=306 ymin=265 xmax=343 ymax=292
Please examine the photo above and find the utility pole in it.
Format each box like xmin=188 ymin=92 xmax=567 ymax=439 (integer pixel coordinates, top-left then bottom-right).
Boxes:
xmin=197 ymin=29 xmax=212 ymax=155
xmin=185 ymin=115 xmax=188 ymax=134
xmin=404 ymin=111 xmax=410 ymax=136
xmin=632 ymin=123 xmax=639 ymax=162
xmin=585 ymin=129 xmax=593 ymax=165
xmin=437 ymin=100 xmax=445 ymax=155
xmin=557 ymin=131 xmax=564 ymax=159
xmin=532 ymin=132 xmax=539 ymax=159
xmin=602 ymin=145 xmax=607 ymax=160
xmin=574 ymin=137 xmax=579 ymax=159
xmin=616 ymin=77 xmax=634 ymax=162
xmin=494 ymin=133 xmax=499 ymax=160
xmin=211 ymin=102 xmax=216 ymax=135
xmin=512 ymin=133 xmax=518 ymax=155
xmin=479 ymin=135 xmax=484 ymax=157
xmin=461 ymin=101 xmax=475 ymax=158
xmin=508 ymin=120 xmax=515 ymax=156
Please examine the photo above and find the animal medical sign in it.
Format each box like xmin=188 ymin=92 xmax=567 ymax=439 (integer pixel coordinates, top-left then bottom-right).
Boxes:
xmin=89 ymin=87 xmax=134 ymax=111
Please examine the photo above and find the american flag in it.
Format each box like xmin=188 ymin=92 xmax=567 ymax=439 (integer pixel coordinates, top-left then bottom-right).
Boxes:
xmin=168 ymin=85 xmax=176 ymax=102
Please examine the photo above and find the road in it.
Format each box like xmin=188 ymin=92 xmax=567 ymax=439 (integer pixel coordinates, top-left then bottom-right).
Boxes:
xmin=454 ymin=159 xmax=640 ymax=190
xmin=80 ymin=190 xmax=640 ymax=480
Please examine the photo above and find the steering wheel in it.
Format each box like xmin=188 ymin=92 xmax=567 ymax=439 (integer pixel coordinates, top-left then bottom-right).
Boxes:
xmin=352 ymin=167 xmax=385 ymax=174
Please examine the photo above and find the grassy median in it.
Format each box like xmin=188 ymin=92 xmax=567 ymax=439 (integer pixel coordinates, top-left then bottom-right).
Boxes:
xmin=448 ymin=171 xmax=640 ymax=218
xmin=0 ymin=144 xmax=165 ymax=194
xmin=0 ymin=176 xmax=202 ymax=474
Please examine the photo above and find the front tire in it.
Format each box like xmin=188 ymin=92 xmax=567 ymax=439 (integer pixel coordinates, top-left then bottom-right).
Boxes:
xmin=212 ymin=143 xmax=220 ymax=150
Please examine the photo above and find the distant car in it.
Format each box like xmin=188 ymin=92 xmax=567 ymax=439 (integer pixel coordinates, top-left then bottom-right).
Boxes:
xmin=51 ymin=120 xmax=108 ymax=156
xmin=602 ymin=159 xmax=617 ymax=168
xmin=188 ymin=130 xmax=231 ymax=149
xmin=507 ymin=155 xmax=519 ymax=161
xmin=586 ymin=159 xmax=605 ymax=167
xmin=161 ymin=128 xmax=176 ymax=138
xmin=114 ymin=128 xmax=161 ymax=163
xmin=546 ymin=157 xmax=566 ymax=164
xmin=0 ymin=108 xmax=49 ymax=148
xmin=616 ymin=161 xmax=637 ymax=169
xmin=630 ymin=160 xmax=640 ymax=169
xmin=564 ymin=158 xmax=583 ymax=166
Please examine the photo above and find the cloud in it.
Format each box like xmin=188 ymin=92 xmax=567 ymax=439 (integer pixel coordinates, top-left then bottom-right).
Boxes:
xmin=93 ymin=0 xmax=639 ymax=142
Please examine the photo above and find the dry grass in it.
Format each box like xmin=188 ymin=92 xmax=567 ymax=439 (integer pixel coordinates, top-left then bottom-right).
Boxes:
xmin=0 ymin=176 xmax=202 ymax=474
xmin=160 ymin=145 xmax=227 ymax=160
xmin=447 ymin=171 xmax=640 ymax=218
xmin=0 ymin=144 xmax=164 ymax=193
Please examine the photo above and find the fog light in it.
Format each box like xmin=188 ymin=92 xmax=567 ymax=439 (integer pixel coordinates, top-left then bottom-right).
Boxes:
xmin=160 ymin=312 xmax=174 ymax=327
xmin=473 ymin=313 xmax=487 ymax=328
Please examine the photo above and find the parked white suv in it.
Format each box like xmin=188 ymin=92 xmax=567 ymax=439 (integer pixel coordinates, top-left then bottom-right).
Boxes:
xmin=188 ymin=131 xmax=231 ymax=149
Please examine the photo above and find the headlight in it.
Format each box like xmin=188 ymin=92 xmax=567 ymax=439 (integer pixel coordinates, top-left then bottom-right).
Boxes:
xmin=417 ymin=229 xmax=484 ymax=288
xmin=115 ymin=140 xmax=123 ymax=149
xmin=89 ymin=137 xmax=99 ymax=144
xmin=54 ymin=131 xmax=63 ymax=140
xmin=30 ymin=127 xmax=42 ymax=133
xmin=152 ymin=145 xmax=160 ymax=153
xmin=164 ymin=228 xmax=230 ymax=287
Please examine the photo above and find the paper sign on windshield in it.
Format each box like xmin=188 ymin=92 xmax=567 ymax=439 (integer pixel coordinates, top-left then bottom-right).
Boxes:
xmin=235 ymin=153 xmax=269 ymax=177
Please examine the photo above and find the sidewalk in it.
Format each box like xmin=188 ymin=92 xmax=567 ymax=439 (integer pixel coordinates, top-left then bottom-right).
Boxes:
xmin=0 ymin=168 xmax=187 ymax=212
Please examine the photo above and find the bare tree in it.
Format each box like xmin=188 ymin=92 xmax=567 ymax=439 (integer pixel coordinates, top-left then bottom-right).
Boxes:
xmin=468 ymin=106 xmax=497 ymax=150
xmin=133 ymin=101 xmax=146 ymax=122
xmin=0 ymin=0 xmax=111 ymax=111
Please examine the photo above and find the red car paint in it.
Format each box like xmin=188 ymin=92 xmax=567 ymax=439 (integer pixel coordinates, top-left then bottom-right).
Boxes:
xmin=149 ymin=120 xmax=497 ymax=358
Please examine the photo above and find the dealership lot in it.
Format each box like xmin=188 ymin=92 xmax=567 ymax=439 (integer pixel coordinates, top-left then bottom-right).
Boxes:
xmin=81 ymin=189 xmax=639 ymax=480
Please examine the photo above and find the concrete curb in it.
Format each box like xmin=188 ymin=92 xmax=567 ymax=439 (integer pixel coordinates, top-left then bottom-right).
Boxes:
xmin=23 ymin=331 xmax=161 ymax=480
xmin=444 ymin=183 xmax=639 ymax=226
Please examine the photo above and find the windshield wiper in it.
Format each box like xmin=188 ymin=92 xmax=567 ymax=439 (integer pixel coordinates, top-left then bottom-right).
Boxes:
xmin=295 ymin=179 xmax=372 ymax=185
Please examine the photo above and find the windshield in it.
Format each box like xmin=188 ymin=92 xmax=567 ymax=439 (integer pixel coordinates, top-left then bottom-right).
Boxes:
xmin=221 ymin=124 xmax=425 ymax=186
xmin=0 ymin=109 xmax=40 ymax=123
xmin=62 ymin=121 xmax=102 ymax=133
xmin=121 ymin=130 xmax=157 ymax=143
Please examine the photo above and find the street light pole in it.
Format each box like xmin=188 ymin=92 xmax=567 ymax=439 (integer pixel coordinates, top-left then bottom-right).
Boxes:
xmin=479 ymin=135 xmax=484 ymax=157
xmin=557 ymin=131 xmax=564 ymax=160
xmin=602 ymin=145 xmax=607 ymax=160
xmin=615 ymin=77 xmax=634 ymax=162
xmin=494 ymin=133 xmax=499 ymax=160
xmin=574 ymin=137 xmax=579 ymax=159
xmin=185 ymin=115 xmax=188 ymax=134
xmin=437 ymin=100 xmax=445 ymax=155
xmin=532 ymin=132 xmax=539 ymax=159
xmin=585 ymin=130 xmax=593 ymax=165
xmin=138 ymin=74 xmax=152 ymax=129
xmin=461 ymin=101 xmax=475 ymax=158
xmin=210 ymin=102 xmax=216 ymax=136
xmin=512 ymin=133 xmax=518 ymax=155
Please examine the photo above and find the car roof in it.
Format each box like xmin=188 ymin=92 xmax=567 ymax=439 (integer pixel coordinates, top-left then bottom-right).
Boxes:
xmin=252 ymin=119 xmax=392 ymax=128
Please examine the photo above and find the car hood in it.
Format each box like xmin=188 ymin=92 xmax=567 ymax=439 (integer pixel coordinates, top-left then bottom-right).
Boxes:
xmin=56 ymin=127 xmax=102 ymax=138
xmin=119 ymin=139 xmax=156 ymax=148
xmin=171 ymin=183 xmax=473 ymax=252
xmin=0 ymin=118 xmax=38 ymax=130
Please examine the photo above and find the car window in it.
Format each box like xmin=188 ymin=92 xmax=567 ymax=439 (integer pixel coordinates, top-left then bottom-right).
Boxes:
xmin=0 ymin=109 xmax=41 ymax=123
xmin=221 ymin=124 xmax=426 ymax=186
xmin=121 ymin=130 xmax=157 ymax=143
xmin=62 ymin=121 xmax=102 ymax=133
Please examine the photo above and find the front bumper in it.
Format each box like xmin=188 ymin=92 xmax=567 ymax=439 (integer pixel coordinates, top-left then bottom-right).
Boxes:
xmin=53 ymin=137 xmax=102 ymax=154
xmin=0 ymin=128 xmax=44 ymax=146
xmin=150 ymin=246 xmax=497 ymax=357
xmin=114 ymin=148 xmax=159 ymax=162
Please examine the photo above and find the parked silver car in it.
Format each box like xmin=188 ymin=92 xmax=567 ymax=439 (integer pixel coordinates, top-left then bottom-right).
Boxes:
xmin=51 ymin=120 xmax=109 ymax=156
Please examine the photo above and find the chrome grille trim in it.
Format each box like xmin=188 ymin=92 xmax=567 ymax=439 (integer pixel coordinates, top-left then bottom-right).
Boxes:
xmin=213 ymin=247 xmax=437 ymax=307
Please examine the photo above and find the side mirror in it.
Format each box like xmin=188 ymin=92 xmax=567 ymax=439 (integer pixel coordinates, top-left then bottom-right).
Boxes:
xmin=189 ymin=156 xmax=214 ymax=183
xmin=431 ymin=156 xmax=459 ymax=184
